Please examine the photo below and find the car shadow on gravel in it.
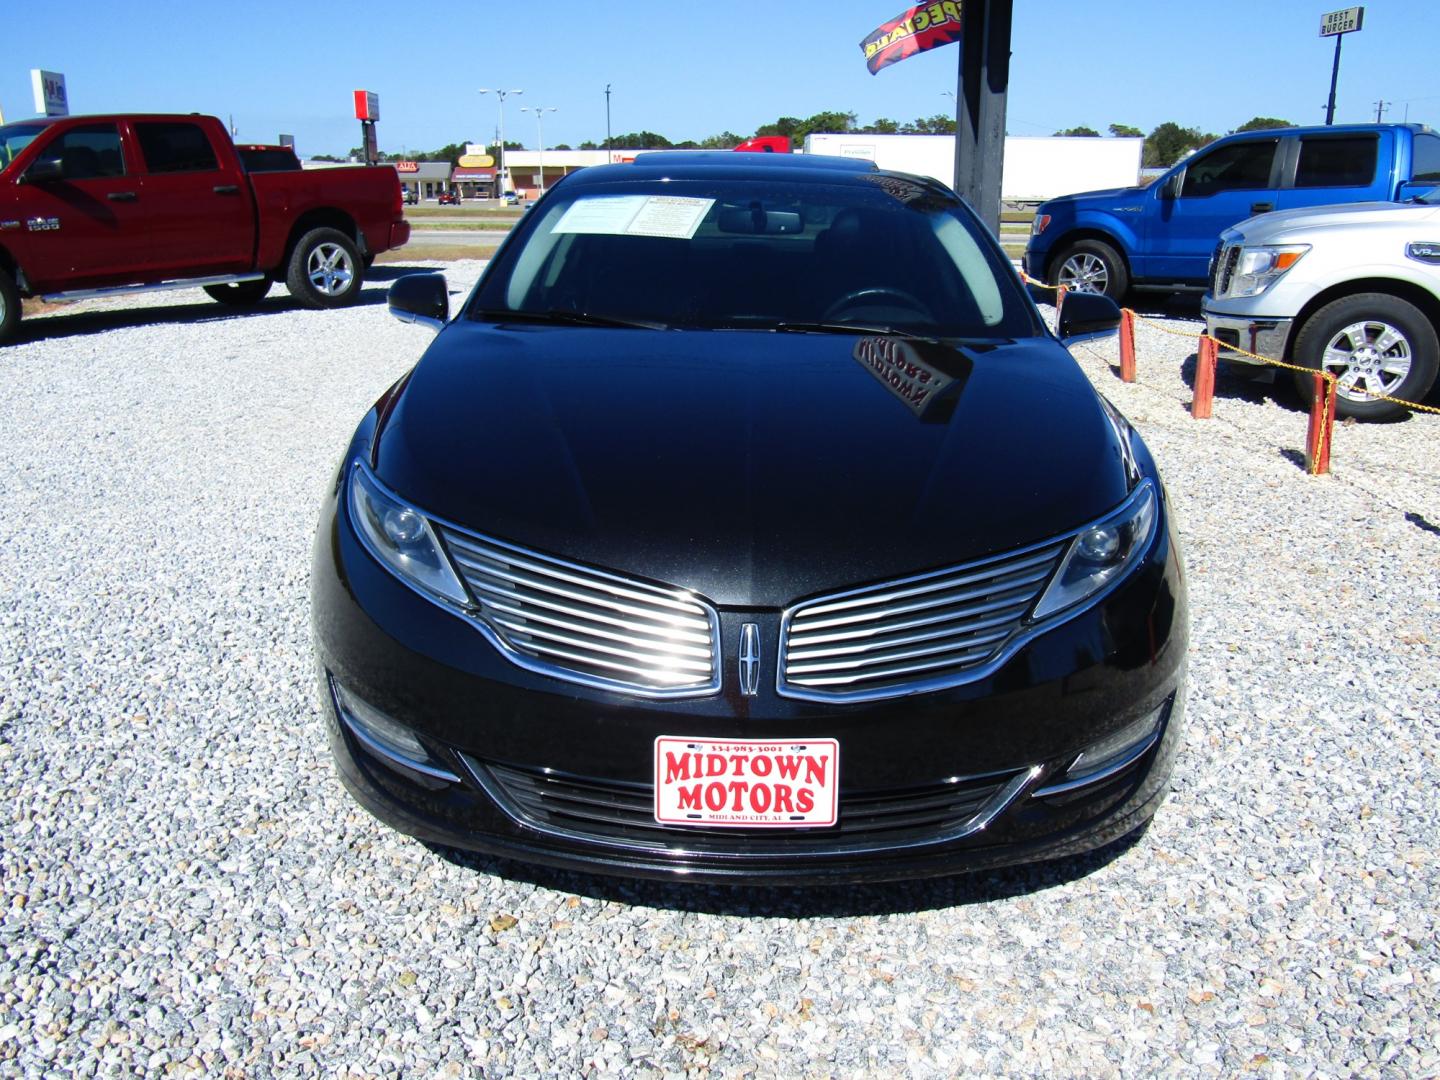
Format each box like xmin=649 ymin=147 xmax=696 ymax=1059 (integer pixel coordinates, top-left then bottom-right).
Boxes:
xmin=425 ymin=827 xmax=1149 ymax=917
xmin=11 ymin=287 xmax=394 ymax=345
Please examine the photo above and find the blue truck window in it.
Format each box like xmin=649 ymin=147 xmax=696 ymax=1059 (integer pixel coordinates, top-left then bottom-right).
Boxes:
xmin=1295 ymin=136 xmax=1378 ymax=188
xmin=1181 ymin=140 xmax=1277 ymax=198
xmin=1413 ymin=134 xmax=1440 ymax=182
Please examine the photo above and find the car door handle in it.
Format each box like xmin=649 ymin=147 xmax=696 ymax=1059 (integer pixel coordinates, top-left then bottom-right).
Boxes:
xmin=1250 ymin=201 xmax=1274 ymax=213
xmin=213 ymin=184 xmax=240 ymax=195
xmin=106 ymin=191 xmax=138 ymax=202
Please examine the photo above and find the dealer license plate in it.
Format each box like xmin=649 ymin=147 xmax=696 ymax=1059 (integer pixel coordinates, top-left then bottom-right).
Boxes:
xmin=653 ymin=736 xmax=840 ymax=828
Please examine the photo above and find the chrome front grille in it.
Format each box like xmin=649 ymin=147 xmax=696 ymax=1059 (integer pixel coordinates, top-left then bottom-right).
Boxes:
xmin=1213 ymin=243 xmax=1241 ymax=297
xmin=778 ymin=542 xmax=1065 ymax=701
xmin=439 ymin=529 xmax=721 ymax=697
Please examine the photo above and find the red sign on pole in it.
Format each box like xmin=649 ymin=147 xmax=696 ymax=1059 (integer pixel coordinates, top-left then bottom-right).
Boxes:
xmin=860 ymin=2 xmax=965 ymax=75
xmin=353 ymin=90 xmax=380 ymax=122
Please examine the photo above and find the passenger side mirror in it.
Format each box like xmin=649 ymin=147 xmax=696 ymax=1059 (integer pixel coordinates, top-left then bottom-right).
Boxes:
xmin=1058 ymin=292 xmax=1122 ymax=345
xmin=23 ymin=157 xmax=64 ymax=184
xmin=1396 ymin=180 xmax=1438 ymax=203
xmin=388 ymin=273 xmax=449 ymax=332
xmin=1160 ymin=173 xmax=1181 ymax=200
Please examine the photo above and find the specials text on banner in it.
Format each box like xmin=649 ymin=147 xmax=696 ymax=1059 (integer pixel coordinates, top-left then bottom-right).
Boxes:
xmin=860 ymin=2 xmax=965 ymax=75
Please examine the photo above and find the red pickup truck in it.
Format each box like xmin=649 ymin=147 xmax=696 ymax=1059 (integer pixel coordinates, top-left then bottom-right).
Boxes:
xmin=0 ymin=113 xmax=410 ymax=343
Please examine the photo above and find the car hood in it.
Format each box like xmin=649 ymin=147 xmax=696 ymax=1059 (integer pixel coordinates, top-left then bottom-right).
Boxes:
xmin=1224 ymin=201 xmax=1440 ymax=243
xmin=1042 ymin=185 xmax=1149 ymax=211
xmin=371 ymin=322 xmax=1132 ymax=607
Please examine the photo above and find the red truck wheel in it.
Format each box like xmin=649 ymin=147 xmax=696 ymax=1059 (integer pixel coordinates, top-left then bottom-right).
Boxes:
xmin=204 ymin=279 xmax=272 ymax=306
xmin=286 ymin=228 xmax=363 ymax=309
xmin=0 ymin=269 xmax=19 ymax=345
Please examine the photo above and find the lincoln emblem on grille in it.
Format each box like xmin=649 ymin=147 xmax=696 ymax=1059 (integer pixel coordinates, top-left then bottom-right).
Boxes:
xmin=738 ymin=623 xmax=761 ymax=697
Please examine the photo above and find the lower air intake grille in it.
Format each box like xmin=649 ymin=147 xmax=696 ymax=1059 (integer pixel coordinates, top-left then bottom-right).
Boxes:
xmin=463 ymin=756 xmax=1020 ymax=855
xmin=778 ymin=542 xmax=1065 ymax=701
xmin=438 ymin=528 xmax=721 ymax=697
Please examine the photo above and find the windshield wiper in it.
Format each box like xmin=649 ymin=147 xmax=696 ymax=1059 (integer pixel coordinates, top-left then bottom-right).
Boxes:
xmin=473 ymin=307 xmax=668 ymax=330
xmin=771 ymin=321 xmax=938 ymax=342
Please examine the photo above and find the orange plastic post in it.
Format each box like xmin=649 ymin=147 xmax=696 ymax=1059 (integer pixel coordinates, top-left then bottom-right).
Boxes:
xmin=1306 ymin=374 xmax=1337 ymax=475
xmin=1119 ymin=308 xmax=1136 ymax=383
xmin=1192 ymin=336 xmax=1217 ymax=419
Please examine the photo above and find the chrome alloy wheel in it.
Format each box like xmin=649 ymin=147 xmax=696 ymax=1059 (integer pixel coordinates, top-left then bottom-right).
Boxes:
xmin=307 ymin=242 xmax=355 ymax=297
xmin=1321 ymin=320 xmax=1413 ymax=403
xmin=1057 ymin=252 xmax=1109 ymax=294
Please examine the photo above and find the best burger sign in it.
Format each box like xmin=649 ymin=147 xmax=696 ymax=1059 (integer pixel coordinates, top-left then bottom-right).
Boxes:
xmin=654 ymin=737 xmax=839 ymax=827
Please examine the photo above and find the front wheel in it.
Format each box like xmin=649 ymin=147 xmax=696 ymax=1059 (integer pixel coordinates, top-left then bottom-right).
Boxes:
xmin=1051 ymin=239 xmax=1130 ymax=302
xmin=1291 ymin=293 xmax=1439 ymax=420
xmin=285 ymin=227 xmax=363 ymax=309
xmin=204 ymin=279 xmax=271 ymax=306
xmin=0 ymin=268 xmax=19 ymax=346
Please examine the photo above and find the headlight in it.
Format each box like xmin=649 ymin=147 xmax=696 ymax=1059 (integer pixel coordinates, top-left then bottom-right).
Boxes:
xmin=1032 ymin=480 xmax=1158 ymax=620
xmin=1228 ymin=244 xmax=1308 ymax=298
xmin=348 ymin=462 xmax=470 ymax=607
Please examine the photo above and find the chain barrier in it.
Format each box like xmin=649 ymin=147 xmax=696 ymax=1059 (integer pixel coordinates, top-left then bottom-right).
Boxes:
xmin=1020 ymin=270 xmax=1440 ymax=475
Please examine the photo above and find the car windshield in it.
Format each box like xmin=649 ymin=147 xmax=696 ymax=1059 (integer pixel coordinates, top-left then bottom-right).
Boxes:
xmin=0 ymin=121 xmax=49 ymax=173
xmin=468 ymin=172 xmax=1039 ymax=339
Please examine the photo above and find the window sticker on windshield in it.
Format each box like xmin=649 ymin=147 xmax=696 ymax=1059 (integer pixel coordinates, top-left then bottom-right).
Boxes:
xmin=552 ymin=195 xmax=714 ymax=240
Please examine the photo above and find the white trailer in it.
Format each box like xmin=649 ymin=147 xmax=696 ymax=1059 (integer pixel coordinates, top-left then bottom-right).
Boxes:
xmin=802 ymin=133 xmax=1143 ymax=202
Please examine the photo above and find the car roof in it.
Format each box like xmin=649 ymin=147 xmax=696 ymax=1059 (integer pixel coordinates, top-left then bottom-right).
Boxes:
xmin=564 ymin=150 xmax=882 ymax=189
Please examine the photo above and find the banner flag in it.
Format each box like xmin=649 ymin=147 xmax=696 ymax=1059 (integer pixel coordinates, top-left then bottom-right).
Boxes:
xmin=860 ymin=2 xmax=965 ymax=75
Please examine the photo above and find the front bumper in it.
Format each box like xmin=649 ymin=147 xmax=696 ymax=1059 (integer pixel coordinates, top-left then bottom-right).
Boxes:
xmin=311 ymin=472 xmax=1189 ymax=886
xmin=1203 ymin=305 xmax=1293 ymax=366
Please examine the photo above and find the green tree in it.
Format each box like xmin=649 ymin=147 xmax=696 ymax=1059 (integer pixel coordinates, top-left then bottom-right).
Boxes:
xmin=1234 ymin=116 xmax=1293 ymax=132
xmin=1054 ymin=126 xmax=1101 ymax=137
xmin=610 ymin=131 xmax=673 ymax=149
xmin=578 ymin=140 xmax=599 ymax=150
xmin=858 ymin=117 xmax=901 ymax=134
xmin=1108 ymin=124 xmax=1143 ymax=138
xmin=1144 ymin=122 xmax=1206 ymax=168
xmin=903 ymin=113 xmax=957 ymax=135
xmin=699 ymin=131 xmax=743 ymax=148
xmin=553 ymin=143 xmax=572 ymax=151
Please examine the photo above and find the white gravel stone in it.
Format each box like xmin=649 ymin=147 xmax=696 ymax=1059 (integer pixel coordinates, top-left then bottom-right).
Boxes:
xmin=0 ymin=272 xmax=1436 ymax=1077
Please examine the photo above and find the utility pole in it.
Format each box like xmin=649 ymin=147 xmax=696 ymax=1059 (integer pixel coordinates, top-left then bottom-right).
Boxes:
xmin=952 ymin=0 xmax=1013 ymax=236
xmin=605 ymin=84 xmax=613 ymax=161
xmin=1373 ymin=99 xmax=1389 ymax=122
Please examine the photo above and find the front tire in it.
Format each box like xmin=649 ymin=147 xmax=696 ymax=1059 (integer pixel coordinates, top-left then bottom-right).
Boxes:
xmin=0 ymin=268 xmax=19 ymax=346
xmin=1291 ymin=293 xmax=1439 ymax=421
xmin=286 ymin=227 xmax=363 ymax=309
xmin=204 ymin=279 xmax=271 ymax=306
xmin=1051 ymin=239 xmax=1130 ymax=302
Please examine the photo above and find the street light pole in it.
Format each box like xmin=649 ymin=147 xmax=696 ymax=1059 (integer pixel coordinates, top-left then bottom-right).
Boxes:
xmin=605 ymin=84 xmax=613 ymax=161
xmin=521 ymin=106 xmax=558 ymax=194
xmin=479 ymin=87 xmax=524 ymax=195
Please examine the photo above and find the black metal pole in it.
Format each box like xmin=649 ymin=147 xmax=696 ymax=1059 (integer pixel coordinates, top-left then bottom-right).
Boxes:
xmin=605 ymin=84 xmax=613 ymax=159
xmin=953 ymin=0 xmax=1012 ymax=236
xmin=1325 ymin=33 xmax=1343 ymax=125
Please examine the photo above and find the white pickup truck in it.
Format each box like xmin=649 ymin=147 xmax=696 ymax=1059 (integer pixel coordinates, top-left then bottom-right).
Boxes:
xmin=1203 ymin=192 xmax=1440 ymax=420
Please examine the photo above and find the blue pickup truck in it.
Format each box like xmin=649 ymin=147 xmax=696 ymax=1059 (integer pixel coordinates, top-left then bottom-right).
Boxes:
xmin=1023 ymin=123 xmax=1440 ymax=300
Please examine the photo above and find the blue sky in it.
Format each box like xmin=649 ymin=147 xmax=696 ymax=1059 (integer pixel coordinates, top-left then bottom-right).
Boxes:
xmin=3 ymin=1 xmax=1436 ymax=155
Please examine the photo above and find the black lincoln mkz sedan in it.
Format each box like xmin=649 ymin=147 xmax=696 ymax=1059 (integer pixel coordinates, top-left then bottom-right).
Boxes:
xmin=311 ymin=152 xmax=1187 ymax=884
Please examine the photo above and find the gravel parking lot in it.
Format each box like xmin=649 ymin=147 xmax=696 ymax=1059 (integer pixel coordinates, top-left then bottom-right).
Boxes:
xmin=2 ymin=265 xmax=1437 ymax=1077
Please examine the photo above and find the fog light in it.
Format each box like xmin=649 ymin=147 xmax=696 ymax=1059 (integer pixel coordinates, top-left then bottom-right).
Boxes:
xmin=331 ymin=679 xmax=460 ymax=783
xmin=1035 ymin=702 xmax=1167 ymax=797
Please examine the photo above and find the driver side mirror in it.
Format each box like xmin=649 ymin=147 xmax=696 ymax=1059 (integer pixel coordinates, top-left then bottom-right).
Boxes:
xmin=1058 ymin=292 xmax=1122 ymax=345
xmin=23 ymin=157 xmax=64 ymax=184
xmin=1160 ymin=173 xmax=1181 ymax=200
xmin=387 ymin=273 xmax=449 ymax=332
